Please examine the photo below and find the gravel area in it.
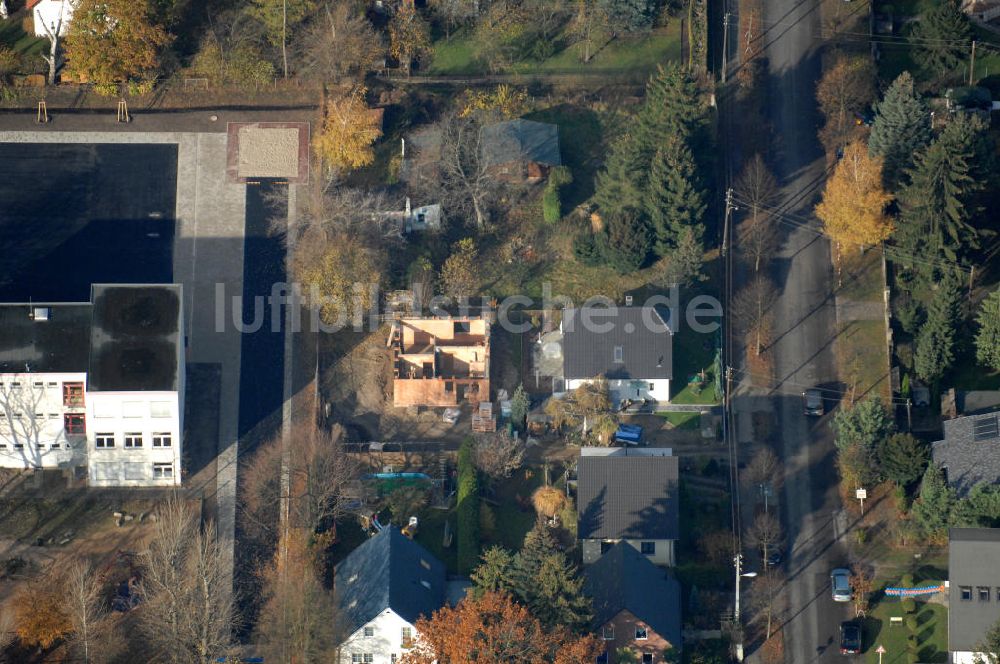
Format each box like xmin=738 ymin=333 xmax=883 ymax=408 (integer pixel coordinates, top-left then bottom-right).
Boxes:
xmin=236 ymin=125 xmax=301 ymax=178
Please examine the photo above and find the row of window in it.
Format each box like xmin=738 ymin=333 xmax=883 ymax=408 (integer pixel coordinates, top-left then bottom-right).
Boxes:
xmin=602 ymin=625 xmax=648 ymax=641
xmin=351 ymin=656 xmax=401 ymax=664
xmin=95 ymin=433 xmax=172 ymax=449
xmin=959 ymin=586 xmax=1000 ymax=602
xmin=0 ymin=442 xmax=64 ymax=451
xmin=0 ymin=412 xmax=86 ymax=434
xmin=95 ymin=401 xmax=173 ymax=419
xmin=600 ymin=541 xmax=657 ymax=556
xmin=362 ymin=626 xmax=413 ymax=646
xmin=0 ymin=381 xmax=85 ymax=406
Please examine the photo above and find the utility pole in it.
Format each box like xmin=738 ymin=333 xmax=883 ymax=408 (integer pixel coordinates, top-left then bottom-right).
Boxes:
xmin=734 ymin=553 xmax=756 ymax=662
xmin=722 ymin=187 xmax=735 ymax=257
xmin=970 ymin=40 xmax=977 ymax=87
xmin=722 ymin=12 xmax=731 ymax=84
xmin=906 ymin=399 xmax=912 ymax=431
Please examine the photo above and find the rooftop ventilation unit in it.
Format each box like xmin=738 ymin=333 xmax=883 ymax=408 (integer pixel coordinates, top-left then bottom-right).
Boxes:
xmin=31 ymin=307 xmax=50 ymax=322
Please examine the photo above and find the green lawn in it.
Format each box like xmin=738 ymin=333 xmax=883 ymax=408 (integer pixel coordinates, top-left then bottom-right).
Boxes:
xmin=658 ymin=411 xmax=701 ymax=430
xmin=670 ymin=325 xmax=721 ymax=405
xmin=863 ymin=597 xmax=948 ymax=663
xmin=427 ymin=25 xmax=681 ymax=78
xmin=0 ymin=12 xmax=46 ymax=59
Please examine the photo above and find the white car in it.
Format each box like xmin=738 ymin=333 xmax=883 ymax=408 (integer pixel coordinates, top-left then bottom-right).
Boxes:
xmin=831 ymin=568 xmax=852 ymax=602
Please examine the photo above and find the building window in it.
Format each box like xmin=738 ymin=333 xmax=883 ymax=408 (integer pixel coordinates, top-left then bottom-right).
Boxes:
xmin=980 ymin=587 xmax=991 ymax=602
xmin=95 ymin=433 xmax=115 ymax=449
xmin=642 ymin=655 xmax=654 ymax=664
xmin=961 ymin=586 xmax=973 ymax=601
xmin=640 ymin=541 xmax=656 ymax=555
xmin=32 ymin=381 xmax=43 ymax=389
xmin=152 ymin=463 xmax=174 ymax=479
xmin=152 ymin=433 xmax=172 ymax=448
xmin=62 ymin=382 xmax=84 ymax=407
xmin=602 ymin=625 xmax=615 ymax=640
xmin=64 ymin=413 xmax=86 ymax=435
xmin=124 ymin=433 xmax=143 ymax=449
xmin=50 ymin=443 xmax=59 ymax=449
xmin=14 ymin=443 xmax=23 ymax=450
xmin=401 ymin=626 xmax=413 ymax=648
xmin=48 ymin=413 xmax=59 ymax=420
xmin=151 ymin=402 xmax=172 ymax=418
xmin=635 ymin=627 xmax=648 ymax=640
xmin=352 ymin=656 xmax=375 ymax=664
xmin=363 ymin=626 xmax=374 ymax=638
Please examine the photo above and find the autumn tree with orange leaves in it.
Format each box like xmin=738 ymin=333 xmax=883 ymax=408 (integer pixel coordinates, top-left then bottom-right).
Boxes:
xmin=815 ymin=141 xmax=893 ymax=247
xmin=401 ymin=591 xmax=602 ymax=664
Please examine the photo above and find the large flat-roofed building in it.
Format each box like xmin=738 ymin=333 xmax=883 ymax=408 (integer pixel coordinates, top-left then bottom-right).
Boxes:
xmin=390 ymin=316 xmax=490 ymax=408
xmin=0 ymin=285 xmax=184 ymax=487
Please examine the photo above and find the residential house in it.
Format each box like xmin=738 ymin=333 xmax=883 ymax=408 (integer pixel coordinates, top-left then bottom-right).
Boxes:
xmin=561 ymin=305 xmax=673 ymax=407
xmin=577 ymin=447 xmax=680 ymax=565
xmin=390 ymin=315 xmax=490 ymax=408
xmin=28 ymin=0 xmax=73 ymax=38
xmin=401 ymin=118 xmax=561 ymax=185
xmin=0 ymin=285 xmax=185 ymax=487
xmin=584 ymin=540 xmax=682 ymax=664
xmin=932 ymin=409 xmax=1000 ymax=497
xmin=334 ymin=526 xmax=447 ymax=664
xmin=962 ymin=0 xmax=1000 ymax=22
xmin=948 ymin=528 xmax=1000 ymax=663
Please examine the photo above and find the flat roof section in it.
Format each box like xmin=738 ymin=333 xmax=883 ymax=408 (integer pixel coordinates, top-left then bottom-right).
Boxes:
xmin=0 ymin=142 xmax=177 ymax=302
xmin=88 ymin=285 xmax=181 ymax=392
xmin=0 ymin=303 xmax=92 ymax=374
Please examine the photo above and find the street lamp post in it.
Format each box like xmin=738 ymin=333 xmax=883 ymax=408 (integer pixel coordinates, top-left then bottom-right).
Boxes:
xmin=734 ymin=553 xmax=758 ymax=662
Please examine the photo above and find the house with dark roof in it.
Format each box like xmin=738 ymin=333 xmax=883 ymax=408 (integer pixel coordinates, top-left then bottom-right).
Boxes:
xmin=948 ymin=528 xmax=1000 ymax=663
xmin=402 ymin=118 xmax=561 ymax=186
xmin=334 ymin=526 xmax=447 ymax=664
xmin=561 ymin=305 xmax=673 ymax=407
xmin=577 ymin=447 xmax=680 ymax=565
xmin=0 ymin=284 xmax=184 ymax=487
xmin=584 ymin=541 xmax=682 ymax=664
xmin=932 ymin=409 xmax=1000 ymax=497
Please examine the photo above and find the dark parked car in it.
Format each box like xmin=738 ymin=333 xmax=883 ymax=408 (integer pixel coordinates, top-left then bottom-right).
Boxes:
xmin=840 ymin=621 xmax=862 ymax=655
xmin=804 ymin=388 xmax=825 ymax=416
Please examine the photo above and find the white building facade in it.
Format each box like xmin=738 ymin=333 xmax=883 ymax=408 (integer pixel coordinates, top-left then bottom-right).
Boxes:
xmin=0 ymin=285 xmax=185 ymax=487
xmin=563 ymin=377 xmax=671 ymax=405
xmin=339 ymin=608 xmax=418 ymax=664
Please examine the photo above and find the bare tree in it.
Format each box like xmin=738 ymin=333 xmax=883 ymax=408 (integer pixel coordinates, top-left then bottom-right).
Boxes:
xmin=734 ymin=154 xmax=780 ymax=273
xmin=748 ymin=567 xmax=786 ymax=640
xmin=741 ymin=447 xmax=784 ymax=494
xmin=731 ymin=275 xmax=779 ymax=356
xmin=256 ymin=528 xmax=343 ymax=663
xmin=473 ymin=432 xmax=526 ymax=480
xmin=137 ymin=497 xmax=237 ymax=664
xmin=241 ymin=424 xmax=360 ymax=542
xmin=436 ymin=112 xmax=503 ymax=228
xmin=64 ymin=560 xmax=119 ymax=663
xmin=849 ymin=563 xmax=874 ymax=617
xmin=745 ymin=512 xmax=784 ymax=565
xmin=40 ymin=0 xmax=74 ymax=84
xmin=293 ymin=2 xmax=384 ymax=83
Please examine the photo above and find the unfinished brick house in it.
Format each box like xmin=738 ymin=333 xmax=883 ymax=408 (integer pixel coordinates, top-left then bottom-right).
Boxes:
xmin=390 ymin=316 xmax=490 ymax=407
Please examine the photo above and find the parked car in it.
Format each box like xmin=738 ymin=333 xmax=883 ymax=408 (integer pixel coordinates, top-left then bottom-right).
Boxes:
xmin=803 ymin=388 xmax=825 ymax=416
xmin=831 ymin=568 xmax=852 ymax=602
xmin=840 ymin=621 xmax=862 ymax=655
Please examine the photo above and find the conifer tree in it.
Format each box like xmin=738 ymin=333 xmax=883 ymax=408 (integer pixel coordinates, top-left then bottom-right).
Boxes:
xmin=645 ymin=135 xmax=706 ymax=256
xmin=603 ymin=208 xmax=652 ymax=273
xmin=868 ymin=72 xmax=932 ymax=188
xmin=912 ymin=465 xmax=956 ymax=542
xmin=509 ymin=522 xmax=591 ymax=632
xmin=898 ymin=114 xmax=987 ymax=262
xmin=975 ymin=288 xmax=1000 ymax=371
xmin=470 ymin=546 xmax=516 ymax=597
xmin=593 ymin=133 xmax=646 ymax=214
xmin=914 ymin=275 xmax=961 ymax=383
xmin=913 ymin=0 xmax=972 ymax=83
xmin=634 ymin=63 xmax=708 ymax=161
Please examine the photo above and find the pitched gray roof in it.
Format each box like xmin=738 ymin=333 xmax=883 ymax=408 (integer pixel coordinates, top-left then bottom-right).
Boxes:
xmin=481 ymin=119 xmax=561 ymax=168
xmin=949 ymin=528 xmax=1000 ymax=651
xmin=562 ymin=306 xmax=673 ymax=381
xmin=932 ymin=409 xmax=1000 ymax=497
xmin=577 ymin=454 xmax=679 ymax=541
xmin=334 ymin=526 xmax=447 ymax=637
xmin=583 ymin=541 xmax=682 ymax=647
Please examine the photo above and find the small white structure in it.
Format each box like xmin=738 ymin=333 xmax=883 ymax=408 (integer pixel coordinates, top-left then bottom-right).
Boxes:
xmin=0 ymin=285 xmax=184 ymax=487
xmin=29 ymin=0 xmax=74 ymax=38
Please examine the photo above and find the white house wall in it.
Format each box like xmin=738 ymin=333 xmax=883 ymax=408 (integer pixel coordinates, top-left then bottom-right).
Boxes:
xmin=86 ymin=392 xmax=182 ymax=487
xmin=564 ymin=377 xmax=671 ymax=405
xmin=0 ymin=372 xmax=88 ymax=469
xmin=32 ymin=0 xmax=74 ymax=38
xmin=339 ymin=609 xmax=419 ymax=664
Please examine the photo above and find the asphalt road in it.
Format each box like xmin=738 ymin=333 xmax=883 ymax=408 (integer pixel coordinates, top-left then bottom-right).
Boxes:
xmin=760 ymin=0 xmax=853 ymax=662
